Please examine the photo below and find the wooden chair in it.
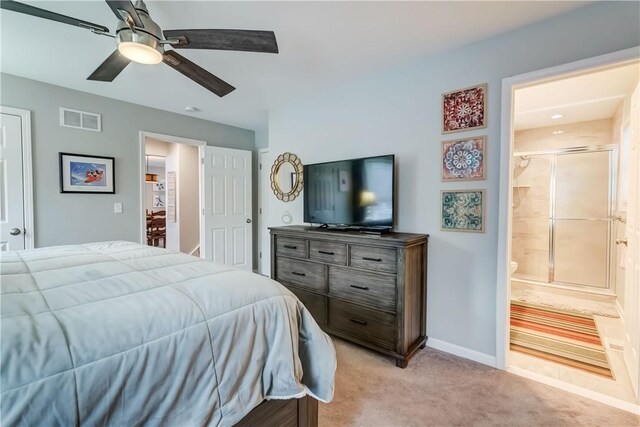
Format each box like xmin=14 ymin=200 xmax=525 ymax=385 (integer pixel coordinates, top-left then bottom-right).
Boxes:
xmin=147 ymin=210 xmax=167 ymax=248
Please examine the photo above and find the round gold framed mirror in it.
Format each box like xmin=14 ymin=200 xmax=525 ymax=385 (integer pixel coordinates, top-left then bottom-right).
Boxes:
xmin=270 ymin=152 xmax=303 ymax=202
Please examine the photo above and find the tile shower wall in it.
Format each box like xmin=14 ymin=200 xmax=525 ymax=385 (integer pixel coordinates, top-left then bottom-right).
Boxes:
xmin=512 ymin=156 xmax=551 ymax=281
xmin=512 ymin=119 xmax=616 ymax=286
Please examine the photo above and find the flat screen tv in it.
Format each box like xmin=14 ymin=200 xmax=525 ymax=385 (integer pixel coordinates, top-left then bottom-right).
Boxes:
xmin=303 ymin=154 xmax=395 ymax=230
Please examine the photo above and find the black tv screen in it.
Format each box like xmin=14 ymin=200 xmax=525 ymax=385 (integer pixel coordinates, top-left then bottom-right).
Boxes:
xmin=303 ymin=154 xmax=395 ymax=228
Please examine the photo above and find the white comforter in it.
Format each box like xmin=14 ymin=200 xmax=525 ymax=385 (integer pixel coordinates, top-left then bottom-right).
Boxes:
xmin=0 ymin=241 xmax=336 ymax=426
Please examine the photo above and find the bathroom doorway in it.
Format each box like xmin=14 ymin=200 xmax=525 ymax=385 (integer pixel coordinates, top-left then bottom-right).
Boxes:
xmin=498 ymin=50 xmax=640 ymax=413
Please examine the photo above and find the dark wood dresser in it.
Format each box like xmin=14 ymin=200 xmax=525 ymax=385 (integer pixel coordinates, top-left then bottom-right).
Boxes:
xmin=270 ymin=225 xmax=429 ymax=368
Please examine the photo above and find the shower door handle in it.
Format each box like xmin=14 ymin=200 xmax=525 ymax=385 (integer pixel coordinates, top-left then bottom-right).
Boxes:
xmin=616 ymin=238 xmax=628 ymax=246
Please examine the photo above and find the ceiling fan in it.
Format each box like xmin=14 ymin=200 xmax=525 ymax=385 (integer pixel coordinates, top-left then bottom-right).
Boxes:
xmin=0 ymin=0 xmax=279 ymax=97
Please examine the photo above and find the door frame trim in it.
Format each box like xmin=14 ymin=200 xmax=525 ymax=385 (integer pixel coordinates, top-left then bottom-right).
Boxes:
xmin=257 ymin=148 xmax=270 ymax=276
xmin=496 ymin=46 xmax=640 ymax=371
xmin=1 ymin=106 xmax=34 ymax=249
xmin=138 ymin=131 xmax=206 ymax=252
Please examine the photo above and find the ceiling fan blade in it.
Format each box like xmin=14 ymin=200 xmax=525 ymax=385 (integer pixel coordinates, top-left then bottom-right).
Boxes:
xmin=163 ymin=29 xmax=278 ymax=54
xmin=105 ymin=0 xmax=143 ymax=28
xmin=163 ymin=51 xmax=235 ymax=97
xmin=0 ymin=0 xmax=109 ymax=33
xmin=87 ymin=50 xmax=131 ymax=82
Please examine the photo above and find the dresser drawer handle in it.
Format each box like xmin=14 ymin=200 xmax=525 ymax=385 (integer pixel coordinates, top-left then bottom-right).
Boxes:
xmin=318 ymin=250 xmax=335 ymax=255
xmin=350 ymin=318 xmax=368 ymax=326
xmin=362 ymin=256 xmax=382 ymax=262
xmin=283 ymin=245 xmax=298 ymax=250
xmin=350 ymin=285 xmax=369 ymax=291
xmin=291 ymin=271 xmax=306 ymax=277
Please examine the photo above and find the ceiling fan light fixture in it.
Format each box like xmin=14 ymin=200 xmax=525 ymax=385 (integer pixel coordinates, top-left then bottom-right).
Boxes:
xmin=118 ymin=41 xmax=163 ymax=64
xmin=115 ymin=12 xmax=164 ymax=65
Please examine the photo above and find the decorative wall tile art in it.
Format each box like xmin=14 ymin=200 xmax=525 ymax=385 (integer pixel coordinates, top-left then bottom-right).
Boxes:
xmin=441 ymin=190 xmax=485 ymax=232
xmin=442 ymin=83 xmax=487 ymax=134
xmin=441 ymin=136 xmax=486 ymax=181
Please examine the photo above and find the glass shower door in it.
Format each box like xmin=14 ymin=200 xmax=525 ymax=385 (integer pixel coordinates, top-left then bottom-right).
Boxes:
xmin=552 ymin=150 xmax=612 ymax=288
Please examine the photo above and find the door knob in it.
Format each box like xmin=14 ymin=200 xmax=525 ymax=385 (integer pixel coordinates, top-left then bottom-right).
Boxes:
xmin=9 ymin=228 xmax=22 ymax=236
xmin=616 ymin=238 xmax=628 ymax=246
xmin=246 ymin=219 xmax=252 ymax=224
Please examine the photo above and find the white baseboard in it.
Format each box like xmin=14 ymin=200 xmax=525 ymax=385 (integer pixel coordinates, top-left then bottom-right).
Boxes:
xmin=509 ymin=365 xmax=640 ymax=415
xmin=426 ymin=338 xmax=497 ymax=367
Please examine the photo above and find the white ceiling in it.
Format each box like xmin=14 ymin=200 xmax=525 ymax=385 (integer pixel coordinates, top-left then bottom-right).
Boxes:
xmin=514 ymin=62 xmax=640 ymax=130
xmin=1 ymin=1 xmax=590 ymax=131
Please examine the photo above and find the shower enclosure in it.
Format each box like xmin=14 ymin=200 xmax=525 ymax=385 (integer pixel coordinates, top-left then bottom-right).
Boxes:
xmin=511 ymin=145 xmax=617 ymax=293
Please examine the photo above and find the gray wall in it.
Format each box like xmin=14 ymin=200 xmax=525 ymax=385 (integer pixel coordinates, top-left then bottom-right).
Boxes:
xmin=1 ymin=73 xmax=255 ymax=248
xmin=265 ymin=1 xmax=640 ymax=361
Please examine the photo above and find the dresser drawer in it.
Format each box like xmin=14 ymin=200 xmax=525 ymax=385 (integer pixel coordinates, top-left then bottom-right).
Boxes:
xmin=309 ymin=241 xmax=347 ymax=265
xmin=328 ymin=299 xmax=395 ymax=350
xmin=349 ymin=245 xmax=397 ymax=273
xmin=329 ymin=266 xmax=396 ymax=311
xmin=276 ymin=258 xmax=327 ymax=293
xmin=288 ymin=286 xmax=327 ymax=325
xmin=276 ymin=237 xmax=307 ymax=258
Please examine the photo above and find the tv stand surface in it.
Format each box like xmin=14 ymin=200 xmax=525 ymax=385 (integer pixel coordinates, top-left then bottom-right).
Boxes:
xmin=313 ymin=224 xmax=392 ymax=235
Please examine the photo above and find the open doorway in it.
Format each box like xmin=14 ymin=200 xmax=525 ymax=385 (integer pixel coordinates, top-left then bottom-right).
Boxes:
xmin=138 ymin=132 xmax=254 ymax=270
xmin=497 ymin=48 xmax=640 ymax=412
xmin=140 ymin=132 xmax=205 ymax=256
xmin=144 ymin=152 xmax=167 ymax=247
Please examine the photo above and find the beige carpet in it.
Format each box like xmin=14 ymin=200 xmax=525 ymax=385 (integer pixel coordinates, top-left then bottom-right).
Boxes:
xmin=320 ymin=338 xmax=640 ymax=426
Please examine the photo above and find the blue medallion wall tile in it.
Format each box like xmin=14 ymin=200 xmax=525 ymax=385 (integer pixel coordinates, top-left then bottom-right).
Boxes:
xmin=441 ymin=190 xmax=485 ymax=232
xmin=441 ymin=136 xmax=486 ymax=181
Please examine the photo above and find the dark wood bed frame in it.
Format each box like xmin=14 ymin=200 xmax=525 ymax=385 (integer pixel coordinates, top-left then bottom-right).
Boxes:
xmin=235 ymin=395 xmax=318 ymax=427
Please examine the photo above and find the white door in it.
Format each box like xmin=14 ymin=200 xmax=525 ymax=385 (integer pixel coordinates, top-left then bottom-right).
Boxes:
xmin=622 ymin=82 xmax=640 ymax=398
xmin=258 ymin=149 xmax=272 ymax=276
xmin=202 ymin=146 xmax=252 ymax=270
xmin=0 ymin=112 xmax=27 ymax=251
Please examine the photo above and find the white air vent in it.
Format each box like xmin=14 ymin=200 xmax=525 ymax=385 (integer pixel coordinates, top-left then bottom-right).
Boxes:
xmin=60 ymin=107 xmax=101 ymax=132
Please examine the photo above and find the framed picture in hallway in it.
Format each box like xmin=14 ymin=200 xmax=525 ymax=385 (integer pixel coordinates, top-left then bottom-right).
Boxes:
xmin=153 ymin=195 xmax=165 ymax=208
xmin=442 ymin=83 xmax=487 ymax=134
xmin=441 ymin=189 xmax=485 ymax=232
xmin=59 ymin=152 xmax=115 ymax=194
xmin=441 ymin=136 xmax=486 ymax=181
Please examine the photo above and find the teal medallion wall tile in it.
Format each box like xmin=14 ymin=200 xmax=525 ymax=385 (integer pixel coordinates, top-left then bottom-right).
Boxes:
xmin=441 ymin=190 xmax=485 ymax=232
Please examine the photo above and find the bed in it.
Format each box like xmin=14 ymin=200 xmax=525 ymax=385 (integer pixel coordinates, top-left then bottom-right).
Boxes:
xmin=0 ymin=241 xmax=336 ymax=426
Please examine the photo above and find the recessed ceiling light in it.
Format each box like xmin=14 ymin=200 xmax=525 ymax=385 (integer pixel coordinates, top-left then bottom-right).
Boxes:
xmin=552 ymin=130 xmax=564 ymax=135
xmin=185 ymin=106 xmax=200 ymax=112
xmin=550 ymin=114 xmax=564 ymax=120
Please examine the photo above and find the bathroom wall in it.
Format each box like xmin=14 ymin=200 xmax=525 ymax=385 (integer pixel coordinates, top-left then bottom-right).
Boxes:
xmin=512 ymin=119 xmax=615 ymax=288
xmin=514 ymin=118 xmax=613 ymax=152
